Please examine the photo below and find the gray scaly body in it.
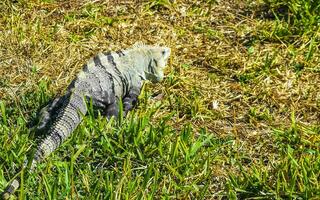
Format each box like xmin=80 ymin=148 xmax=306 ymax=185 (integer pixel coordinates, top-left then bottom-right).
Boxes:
xmin=2 ymin=43 xmax=171 ymax=199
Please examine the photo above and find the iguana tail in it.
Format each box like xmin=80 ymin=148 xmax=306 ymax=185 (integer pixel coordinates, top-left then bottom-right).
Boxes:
xmin=33 ymin=92 xmax=87 ymax=161
xmin=2 ymin=179 xmax=19 ymax=200
xmin=2 ymin=92 xmax=87 ymax=199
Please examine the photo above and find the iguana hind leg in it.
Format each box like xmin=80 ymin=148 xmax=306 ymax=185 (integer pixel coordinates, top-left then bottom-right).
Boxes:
xmin=36 ymin=96 xmax=65 ymax=131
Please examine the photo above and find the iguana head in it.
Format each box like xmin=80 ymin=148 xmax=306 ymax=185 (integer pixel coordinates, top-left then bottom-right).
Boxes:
xmin=144 ymin=46 xmax=171 ymax=83
xmin=130 ymin=42 xmax=170 ymax=83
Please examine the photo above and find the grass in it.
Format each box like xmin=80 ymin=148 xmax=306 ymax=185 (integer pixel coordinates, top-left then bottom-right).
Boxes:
xmin=0 ymin=0 xmax=319 ymax=199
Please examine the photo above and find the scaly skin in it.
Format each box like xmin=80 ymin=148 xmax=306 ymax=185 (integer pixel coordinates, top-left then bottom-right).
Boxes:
xmin=2 ymin=43 xmax=171 ymax=199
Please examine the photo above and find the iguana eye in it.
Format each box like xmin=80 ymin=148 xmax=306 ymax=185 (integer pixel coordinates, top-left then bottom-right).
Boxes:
xmin=161 ymin=50 xmax=166 ymax=55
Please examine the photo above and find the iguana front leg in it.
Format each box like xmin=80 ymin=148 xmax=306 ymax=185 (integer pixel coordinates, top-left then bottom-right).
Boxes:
xmin=105 ymin=101 xmax=120 ymax=119
xmin=104 ymin=87 xmax=140 ymax=119
xmin=123 ymin=87 xmax=140 ymax=116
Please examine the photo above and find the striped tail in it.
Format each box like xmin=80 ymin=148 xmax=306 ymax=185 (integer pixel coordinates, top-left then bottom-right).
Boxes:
xmin=33 ymin=92 xmax=87 ymax=161
xmin=2 ymin=92 xmax=87 ymax=199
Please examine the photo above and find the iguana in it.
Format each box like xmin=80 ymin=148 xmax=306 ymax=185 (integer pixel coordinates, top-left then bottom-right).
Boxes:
xmin=2 ymin=43 xmax=171 ymax=199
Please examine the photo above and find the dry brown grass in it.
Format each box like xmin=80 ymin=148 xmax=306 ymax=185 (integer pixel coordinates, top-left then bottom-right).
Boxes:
xmin=0 ymin=0 xmax=319 ymax=198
